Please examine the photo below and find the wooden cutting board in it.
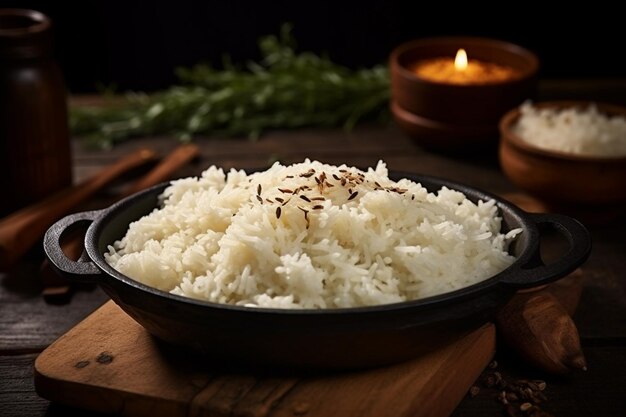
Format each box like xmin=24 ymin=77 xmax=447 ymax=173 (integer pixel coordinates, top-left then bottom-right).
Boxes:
xmin=34 ymin=301 xmax=495 ymax=417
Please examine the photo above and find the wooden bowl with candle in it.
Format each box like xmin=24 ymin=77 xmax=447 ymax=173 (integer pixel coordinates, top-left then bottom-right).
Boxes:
xmin=390 ymin=37 xmax=539 ymax=151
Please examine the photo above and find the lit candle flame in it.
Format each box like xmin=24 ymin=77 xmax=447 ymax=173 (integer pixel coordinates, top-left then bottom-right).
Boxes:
xmin=454 ymin=48 xmax=468 ymax=71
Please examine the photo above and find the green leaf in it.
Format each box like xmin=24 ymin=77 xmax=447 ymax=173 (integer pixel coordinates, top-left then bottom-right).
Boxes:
xmin=70 ymin=23 xmax=390 ymax=148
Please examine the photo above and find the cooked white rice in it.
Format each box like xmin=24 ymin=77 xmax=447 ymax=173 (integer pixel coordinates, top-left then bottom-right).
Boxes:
xmin=514 ymin=102 xmax=626 ymax=157
xmin=105 ymin=160 xmax=521 ymax=309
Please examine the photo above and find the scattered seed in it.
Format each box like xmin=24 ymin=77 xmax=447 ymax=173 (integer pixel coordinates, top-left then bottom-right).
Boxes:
xmin=332 ymin=174 xmax=341 ymax=181
xmin=474 ymin=370 xmax=553 ymax=417
xmin=276 ymin=206 xmax=282 ymax=219
xmin=348 ymin=191 xmax=358 ymax=200
xmin=300 ymin=172 xmax=315 ymax=178
xmin=374 ymin=181 xmax=381 ymax=188
xmin=411 ymin=194 xmax=415 ymax=200
xmin=275 ymin=197 xmax=285 ymax=203
xmin=285 ymin=175 xmax=294 ymax=179
xmin=340 ymin=178 xmax=347 ymax=186
xmin=497 ymin=391 xmax=509 ymax=405
xmin=311 ymin=196 xmax=325 ymax=201
xmin=506 ymin=392 xmax=518 ymax=402
xmin=300 ymin=195 xmax=311 ymax=202
xmin=266 ymin=198 xmax=273 ymax=203
xmin=314 ymin=176 xmax=321 ymax=184
xmin=339 ymin=169 xmax=347 ymax=172
xmin=520 ymin=402 xmax=533 ymax=412
xmin=312 ymin=205 xmax=324 ymax=210
xmin=282 ymin=198 xmax=291 ymax=206
xmin=257 ymin=184 xmax=262 ymax=195
xmin=256 ymin=195 xmax=263 ymax=204
xmin=325 ymin=181 xmax=334 ymax=187
xmin=279 ymin=188 xmax=292 ymax=194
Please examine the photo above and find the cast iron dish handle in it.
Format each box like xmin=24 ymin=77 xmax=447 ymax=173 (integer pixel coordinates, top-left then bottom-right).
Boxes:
xmin=43 ymin=210 xmax=104 ymax=282
xmin=501 ymin=213 xmax=591 ymax=289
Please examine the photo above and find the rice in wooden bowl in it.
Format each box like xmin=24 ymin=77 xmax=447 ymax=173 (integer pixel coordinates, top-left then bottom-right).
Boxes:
xmin=499 ymin=101 xmax=626 ymax=210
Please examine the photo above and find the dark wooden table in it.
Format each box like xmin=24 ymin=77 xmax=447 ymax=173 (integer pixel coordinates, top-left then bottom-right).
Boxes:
xmin=2 ymin=81 xmax=626 ymax=417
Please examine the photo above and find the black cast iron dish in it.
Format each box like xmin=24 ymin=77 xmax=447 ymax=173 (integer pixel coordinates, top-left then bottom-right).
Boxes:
xmin=44 ymin=172 xmax=591 ymax=370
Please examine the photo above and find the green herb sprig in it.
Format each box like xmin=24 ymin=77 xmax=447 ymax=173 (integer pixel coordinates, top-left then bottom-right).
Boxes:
xmin=71 ymin=24 xmax=390 ymax=148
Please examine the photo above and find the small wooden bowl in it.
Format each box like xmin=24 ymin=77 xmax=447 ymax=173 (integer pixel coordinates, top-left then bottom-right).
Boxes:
xmin=390 ymin=37 xmax=539 ymax=149
xmin=499 ymin=101 xmax=626 ymax=207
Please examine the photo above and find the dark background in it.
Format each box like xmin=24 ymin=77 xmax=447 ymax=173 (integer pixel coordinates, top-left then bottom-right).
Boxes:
xmin=5 ymin=1 xmax=626 ymax=92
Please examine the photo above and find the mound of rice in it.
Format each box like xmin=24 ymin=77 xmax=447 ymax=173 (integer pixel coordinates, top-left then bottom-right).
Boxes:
xmin=105 ymin=160 xmax=521 ymax=309
xmin=514 ymin=102 xmax=626 ymax=156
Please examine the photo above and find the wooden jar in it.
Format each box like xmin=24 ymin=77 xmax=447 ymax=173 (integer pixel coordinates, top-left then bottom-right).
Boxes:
xmin=0 ymin=9 xmax=72 ymax=216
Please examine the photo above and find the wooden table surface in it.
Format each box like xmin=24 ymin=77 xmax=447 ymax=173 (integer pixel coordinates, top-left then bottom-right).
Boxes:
xmin=2 ymin=81 xmax=626 ymax=417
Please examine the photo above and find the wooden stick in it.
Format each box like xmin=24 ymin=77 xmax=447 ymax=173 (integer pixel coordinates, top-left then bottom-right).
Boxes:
xmin=41 ymin=144 xmax=200 ymax=301
xmin=0 ymin=148 xmax=157 ymax=271
xmin=121 ymin=143 xmax=200 ymax=197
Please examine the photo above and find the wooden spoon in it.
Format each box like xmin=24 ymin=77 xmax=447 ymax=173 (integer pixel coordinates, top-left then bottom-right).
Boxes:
xmin=496 ymin=288 xmax=587 ymax=374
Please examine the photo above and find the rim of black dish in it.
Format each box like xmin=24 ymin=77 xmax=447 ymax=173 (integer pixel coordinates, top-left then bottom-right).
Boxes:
xmin=85 ymin=172 xmax=538 ymax=316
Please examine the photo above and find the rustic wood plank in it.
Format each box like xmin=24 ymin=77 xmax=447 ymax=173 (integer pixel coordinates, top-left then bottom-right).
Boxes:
xmin=72 ymin=132 xmax=511 ymax=196
xmin=0 ymin=354 xmax=49 ymax=416
xmin=71 ymin=125 xmax=414 ymax=162
xmin=0 ymin=276 xmax=108 ymax=352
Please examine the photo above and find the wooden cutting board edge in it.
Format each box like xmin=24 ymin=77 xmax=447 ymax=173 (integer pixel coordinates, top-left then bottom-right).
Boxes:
xmin=34 ymin=301 xmax=495 ymax=417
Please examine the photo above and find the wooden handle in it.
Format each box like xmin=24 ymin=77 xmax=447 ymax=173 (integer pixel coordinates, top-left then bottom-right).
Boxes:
xmin=122 ymin=144 xmax=200 ymax=197
xmin=40 ymin=144 xmax=199 ymax=301
xmin=0 ymin=148 xmax=157 ymax=270
xmin=496 ymin=289 xmax=586 ymax=374
xmin=547 ymin=268 xmax=584 ymax=316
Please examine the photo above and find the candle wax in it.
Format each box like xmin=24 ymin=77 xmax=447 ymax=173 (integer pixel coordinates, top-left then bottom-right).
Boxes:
xmin=410 ymin=57 xmax=519 ymax=85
